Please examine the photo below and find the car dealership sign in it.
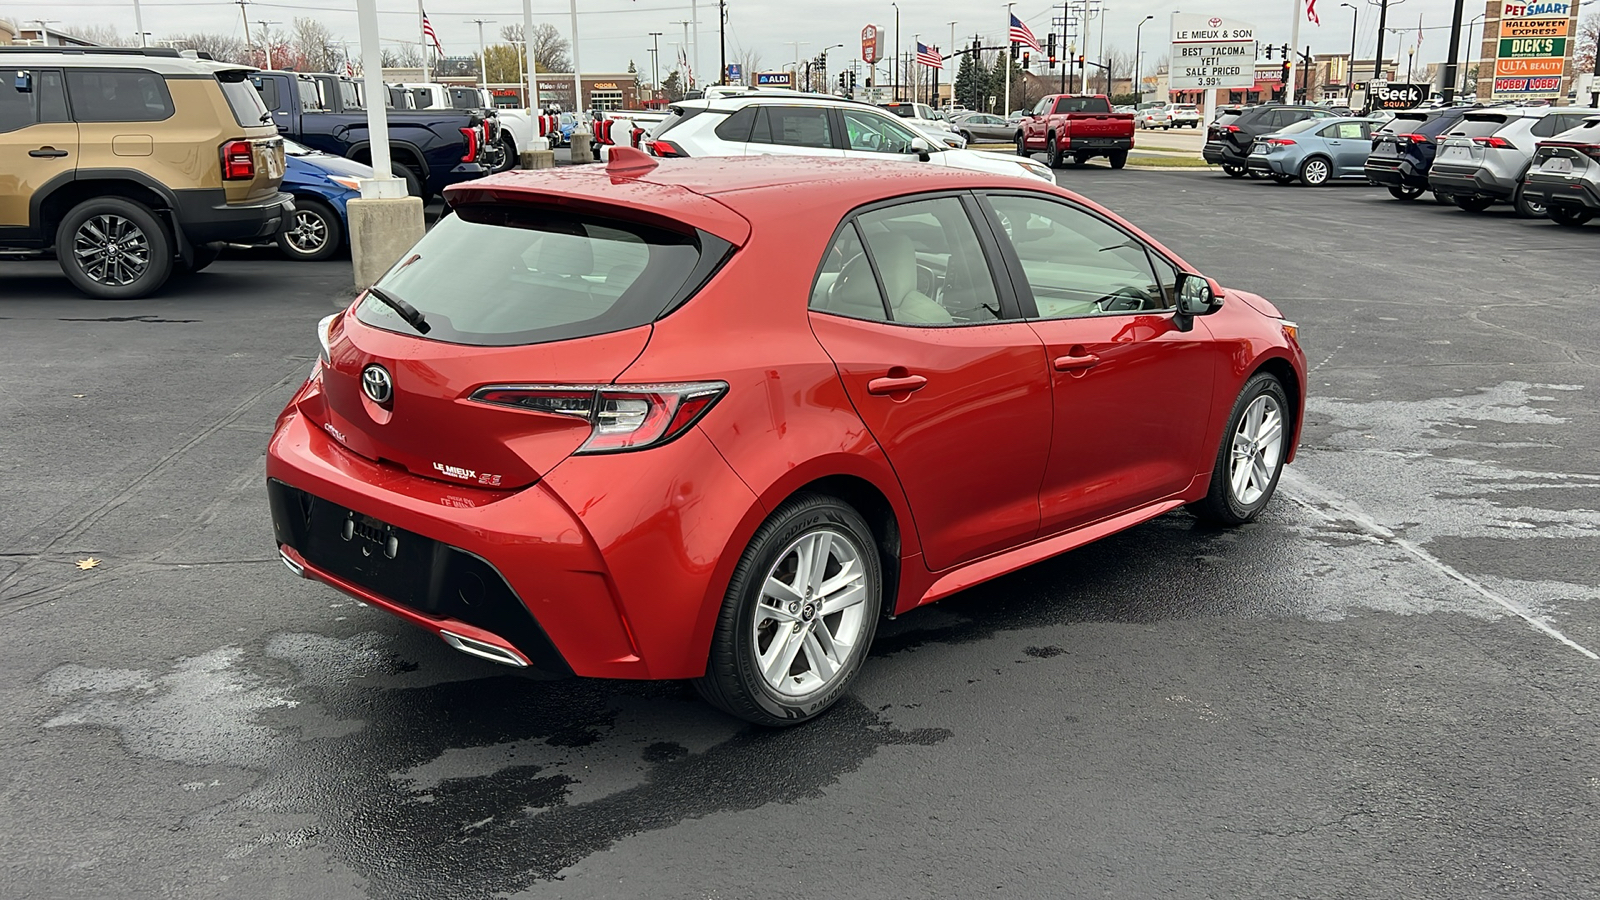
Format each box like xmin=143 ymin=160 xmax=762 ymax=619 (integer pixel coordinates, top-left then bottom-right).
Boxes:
xmin=1169 ymin=14 xmax=1257 ymax=90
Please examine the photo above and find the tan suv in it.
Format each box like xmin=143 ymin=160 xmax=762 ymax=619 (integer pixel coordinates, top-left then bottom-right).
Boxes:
xmin=0 ymin=46 xmax=290 ymax=298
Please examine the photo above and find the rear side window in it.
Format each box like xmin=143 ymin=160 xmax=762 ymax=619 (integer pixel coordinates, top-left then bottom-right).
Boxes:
xmin=1530 ymin=114 xmax=1589 ymax=138
xmin=750 ymin=106 xmax=833 ymax=148
xmin=218 ymin=72 xmax=269 ymax=126
xmin=358 ymin=207 xmax=708 ymax=346
xmin=0 ymin=69 xmax=67 ymax=132
xmin=713 ymin=106 xmax=757 ymax=141
xmin=66 ymin=69 xmax=174 ymax=123
xmin=252 ymin=76 xmax=282 ymax=112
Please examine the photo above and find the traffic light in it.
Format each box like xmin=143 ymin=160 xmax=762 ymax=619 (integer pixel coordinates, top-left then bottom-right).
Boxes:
xmin=1022 ymin=51 xmax=1031 ymax=70
xmin=1077 ymin=54 xmax=1085 ymax=69
xmin=1046 ymin=31 xmax=1056 ymax=66
xmin=837 ymin=72 xmax=846 ymax=93
xmin=1280 ymin=60 xmax=1291 ymax=83
xmin=1281 ymin=43 xmax=1290 ymax=59
xmin=1011 ymin=41 xmax=1020 ymax=61
xmin=1265 ymin=44 xmax=1274 ymax=60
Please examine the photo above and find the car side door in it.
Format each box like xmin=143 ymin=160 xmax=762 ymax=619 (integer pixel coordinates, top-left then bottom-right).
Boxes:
xmin=836 ymin=107 xmax=923 ymax=161
xmin=738 ymin=104 xmax=843 ymax=158
xmin=0 ymin=67 xmax=74 ymax=234
xmin=806 ymin=193 xmax=1054 ymax=572
xmin=1324 ymin=120 xmax=1372 ymax=174
xmin=978 ymin=191 xmax=1223 ymax=535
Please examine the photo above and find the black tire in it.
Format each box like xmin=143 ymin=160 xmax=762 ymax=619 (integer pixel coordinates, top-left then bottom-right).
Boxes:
xmin=1189 ymin=372 xmax=1291 ymax=526
xmin=54 ymin=197 xmax=173 ymax=300
xmin=1388 ymin=184 xmax=1424 ymax=200
xmin=1454 ymin=195 xmax=1494 ymax=212
xmin=959 ymin=130 xmax=973 ymax=144
xmin=275 ymin=199 xmax=343 ymax=262
xmin=1223 ymin=164 xmax=1247 ymax=178
xmin=1272 ymin=173 xmax=1296 ymax=185
xmin=1246 ymin=168 xmax=1265 ymax=179
xmin=489 ymin=135 xmax=517 ymax=173
xmin=1108 ymin=150 xmax=1128 ymax=169
xmin=1548 ymin=205 xmax=1594 ymax=227
xmin=1512 ymin=185 xmax=1547 ymax=219
xmin=695 ymin=493 xmax=883 ymax=727
xmin=1072 ymin=152 xmax=1090 ymax=167
xmin=1046 ymin=135 xmax=1063 ymax=168
xmin=1432 ymin=191 xmax=1454 ymax=205
xmin=184 ymin=241 xmax=222 ymax=274
xmin=393 ymin=163 xmax=425 ymax=200
xmin=1015 ymin=133 xmax=1028 ymax=156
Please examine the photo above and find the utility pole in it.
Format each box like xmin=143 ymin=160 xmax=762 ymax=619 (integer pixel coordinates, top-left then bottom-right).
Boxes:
xmin=719 ymin=0 xmax=728 ymax=84
xmin=522 ymin=0 xmax=536 ymax=117
xmin=691 ymin=0 xmax=701 ymax=92
xmin=649 ymin=31 xmax=662 ymax=96
xmin=787 ymin=40 xmax=809 ymax=87
xmin=256 ymin=20 xmax=279 ymax=70
xmin=1005 ymin=3 xmax=1015 ymax=116
xmin=1134 ymin=14 xmax=1152 ymax=102
xmin=892 ymin=2 xmax=900 ymax=102
xmin=949 ymin=21 xmax=958 ymax=108
xmin=133 ymin=0 xmax=147 ymax=46
xmin=234 ymin=1 xmax=253 ymax=58
xmin=568 ymin=0 xmax=586 ymax=134
xmin=1341 ymin=3 xmax=1358 ymax=103
xmin=1372 ymin=0 xmax=1391 ymax=87
xmin=1440 ymin=0 xmax=1464 ymax=103
xmin=912 ymin=33 xmax=919 ymax=104
xmin=673 ymin=20 xmax=692 ymax=86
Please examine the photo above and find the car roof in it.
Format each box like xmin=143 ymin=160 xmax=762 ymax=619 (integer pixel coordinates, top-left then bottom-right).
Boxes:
xmin=448 ymin=156 xmax=1076 ymax=245
xmin=0 ymin=46 xmax=252 ymax=77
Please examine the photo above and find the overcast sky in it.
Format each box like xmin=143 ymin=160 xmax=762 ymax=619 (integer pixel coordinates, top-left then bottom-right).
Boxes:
xmin=25 ymin=0 xmax=1490 ymax=77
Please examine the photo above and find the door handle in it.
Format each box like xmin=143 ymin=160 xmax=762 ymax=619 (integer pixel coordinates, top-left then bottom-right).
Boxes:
xmin=29 ymin=147 xmax=69 ymax=158
xmin=1053 ymin=353 xmax=1100 ymax=372
xmin=867 ymin=374 xmax=928 ymax=395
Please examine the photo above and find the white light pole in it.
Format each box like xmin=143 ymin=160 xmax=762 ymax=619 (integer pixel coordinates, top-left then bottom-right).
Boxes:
xmin=355 ymin=0 xmax=402 ymax=197
xmin=569 ymin=0 xmax=587 ymax=132
xmin=31 ymin=19 xmax=62 ymax=47
xmin=466 ymin=19 xmax=496 ymax=91
xmin=787 ymin=41 xmax=809 ymax=88
xmin=256 ymin=20 xmax=280 ymax=70
xmin=133 ymin=0 xmax=147 ymax=46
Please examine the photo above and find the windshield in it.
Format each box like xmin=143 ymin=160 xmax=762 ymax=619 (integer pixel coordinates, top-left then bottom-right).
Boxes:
xmin=358 ymin=206 xmax=708 ymax=347
xmin=339 ymin=80 xmax=363 ymax=110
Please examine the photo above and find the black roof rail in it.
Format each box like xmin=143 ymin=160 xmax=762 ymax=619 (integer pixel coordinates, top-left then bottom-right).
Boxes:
xmin=0 ymin=45 xmax=184 ymax=58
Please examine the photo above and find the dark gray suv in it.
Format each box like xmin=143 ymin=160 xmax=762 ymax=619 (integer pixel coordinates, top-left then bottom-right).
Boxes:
xmin=1204 ymin=104 xmax=1337 ymax=177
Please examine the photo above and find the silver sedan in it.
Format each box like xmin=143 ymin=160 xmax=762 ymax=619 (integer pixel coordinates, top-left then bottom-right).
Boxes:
xmin=949 ymin=112 xmax=1018 ymax=144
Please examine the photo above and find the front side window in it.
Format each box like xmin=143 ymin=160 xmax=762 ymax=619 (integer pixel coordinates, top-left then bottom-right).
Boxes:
xmin=66 ymin=69 xmax=174 ymax=123
xmin=296 ymin=78 xmax=324 ymax=112
xmin=986 ymin=194 xmax=1169 ymax=318
xmin=855 ymin=197 xmax=1001 ymax=325
xmin=810 ymin=223 xmax=889 ymax=322
xmin=1325 ymin=121 xmax=1369 ymax=139
xmin=842 ymin=109 xmax=919 ymax=154
xmin=750 ymin=106 xmax=834 ymax=148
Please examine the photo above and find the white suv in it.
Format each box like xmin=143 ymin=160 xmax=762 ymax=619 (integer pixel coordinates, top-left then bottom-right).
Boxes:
xmin=643 ymin=94 xmax=1054 ymax=183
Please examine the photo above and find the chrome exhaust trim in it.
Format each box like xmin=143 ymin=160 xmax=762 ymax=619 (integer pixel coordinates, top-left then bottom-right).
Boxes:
xmin=278 ymin=548 xmax=305 ymax=578
xmin=440 ymin=630 xmax=529 ymax=668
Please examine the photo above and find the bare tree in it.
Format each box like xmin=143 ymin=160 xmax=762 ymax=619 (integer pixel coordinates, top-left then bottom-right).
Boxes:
xmin=381 ymin=44 xmax=424 ymax=68
xmin=64 ymin=23 xmax=133 ymax=47
xmin=501 ymin=23 xmax=569 ymax=73
xmin=1577 ymin=10 xmax=1597 ymax=76
xmin=733 ymin=47 xmax=762 ymax=83
xmin=162 ymin=32 xmax=248 ymax=63
xmin=292 ymin=17 xmax=341 ymax=73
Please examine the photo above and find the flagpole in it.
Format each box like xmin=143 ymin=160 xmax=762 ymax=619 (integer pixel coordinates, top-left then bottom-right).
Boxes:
xmin=419 ymin=2 xmax=429 ymax=84
xmin=1005 ymin=3 xmax=1014 ymax=116
xmin=1288 ymin=0 xmax=1303 ymax=102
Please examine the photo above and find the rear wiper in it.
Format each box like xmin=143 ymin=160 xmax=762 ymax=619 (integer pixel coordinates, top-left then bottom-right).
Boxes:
xmin=366 ymin=285 xmax=431 ymax=334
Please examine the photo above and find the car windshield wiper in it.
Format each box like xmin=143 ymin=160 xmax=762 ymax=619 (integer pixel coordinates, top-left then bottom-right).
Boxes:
xmin=366 ymin=285 xmax=431 ymax=334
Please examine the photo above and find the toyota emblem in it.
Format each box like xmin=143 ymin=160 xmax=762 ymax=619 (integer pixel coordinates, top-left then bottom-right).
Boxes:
xmin=1208 ymin=17 xmax=1222 ymax=28
xmin=362 ymin=364 xmax=393 ymax=405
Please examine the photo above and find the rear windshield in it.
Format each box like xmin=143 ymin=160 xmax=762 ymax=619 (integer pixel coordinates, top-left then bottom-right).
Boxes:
xmin=217 ymin=71 xmax=268 ymax=126
xmin=357 ymin=207 xmax=706 ymax=346
xmin=1381 ymin=113 xmax=1432 ymax=134
xmin=1214 ymin=111 xmax=1242 ymax=126
xmin=1055 ymin=96 xmax=1111 ymax=114
xmin=1448 ymin=116 xmax=1512 ymax=138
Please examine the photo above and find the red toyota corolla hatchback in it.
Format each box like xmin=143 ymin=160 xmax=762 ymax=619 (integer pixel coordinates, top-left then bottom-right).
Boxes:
xmin=267 ymin=149 xmax=1305 ymax=725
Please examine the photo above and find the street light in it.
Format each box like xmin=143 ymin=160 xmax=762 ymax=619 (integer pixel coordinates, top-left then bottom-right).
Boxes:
xmin=1340 ymin=3 xmax=1358 ymax=103
xmin=255 ymin=20 xmax=280 ymax=70
xmin=1461 ymin=13 xmax=1485 ymax=98
xmin=1133 ymin=14 xmax=1153 ymax=103
xmin=648 ymin=32 xmax=663 ymax=96
xmin=1406 ymin=45 xmax=1415 ymax=84
xmin=786 ymin=41 xmax=809 ymax=89
xmin=891 ymin=2 xmax=900 ymax=102
xmin=819 ymin=43 xmax=844 ymax=95
xmin=465 ymin=19 xmax=497 ymax=91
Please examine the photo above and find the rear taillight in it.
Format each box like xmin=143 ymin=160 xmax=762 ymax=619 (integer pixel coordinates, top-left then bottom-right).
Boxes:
xmin=1583 ymin=145 xmax=1600 ymax=163
xmin=1223 ymin=124 xmax=1241 ymax=133
xmin=221 ymin=139 xmax=255 ymax=180
xmin=1398 ymin=133 xmax=1429 ymax=144
xmin=460 ymin=125 xmax=480 ymax=162
xmin=1471 ymin=135 xmax=1512 ymax=149
xmin=647 ymin=140 xmax=688 ymax=158
xmin=1266 ymin=138 xmax=1296 ymax=146
xmin=316 ymin=313 xmax=339 ymax=365
xmin=470 ymin=382 xmax=727 ymax=453
xmin=630 ymin=126 xmax=644 ymax=148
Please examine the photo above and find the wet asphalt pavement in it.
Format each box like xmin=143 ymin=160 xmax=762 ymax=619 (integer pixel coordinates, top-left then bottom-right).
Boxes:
xmin=2 ymin=171 xmax=1598 ymax=899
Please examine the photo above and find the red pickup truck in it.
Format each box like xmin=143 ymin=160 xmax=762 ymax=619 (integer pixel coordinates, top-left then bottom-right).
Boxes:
xmin=1017 ymin=94 xmax=1136 ymax=169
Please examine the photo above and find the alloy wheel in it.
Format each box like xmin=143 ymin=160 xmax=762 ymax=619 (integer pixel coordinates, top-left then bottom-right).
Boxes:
xmin=73 ymin=214 xmax=150 ymax=286
xmin=1229 ymin=394 xmax=1284 ymax=506
xmin=750 ymin=528 xmax=870 ymax=698
xmin=284 ymin=209 xmax=330 ymax=256
xmin=1301 ymin=159 xmax=1329 ymax=185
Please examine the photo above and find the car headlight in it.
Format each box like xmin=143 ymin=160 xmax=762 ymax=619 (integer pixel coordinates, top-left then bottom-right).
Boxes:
xmin=329 ymin=175 xmax=363 ymax=192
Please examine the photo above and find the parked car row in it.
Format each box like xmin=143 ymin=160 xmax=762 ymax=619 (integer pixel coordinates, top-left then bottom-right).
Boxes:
xmin=1209 ymin=100 xmax=1600 ymax=229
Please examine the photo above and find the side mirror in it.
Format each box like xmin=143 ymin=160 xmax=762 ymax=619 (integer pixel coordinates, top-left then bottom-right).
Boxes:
xmin=909 ymin=136 xmax=932 ymax=162
xmin=13 ymin=70 xmax=33 ymax=93
xmin=1173 ymin=273 xmax=1223 ymax=330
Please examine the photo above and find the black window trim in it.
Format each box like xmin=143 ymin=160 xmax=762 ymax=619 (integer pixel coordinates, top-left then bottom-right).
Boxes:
xmin=975 ymin=189 xmax=1184 ymax=320
xmin=806 ymin=189 xmax=1025 ymax=328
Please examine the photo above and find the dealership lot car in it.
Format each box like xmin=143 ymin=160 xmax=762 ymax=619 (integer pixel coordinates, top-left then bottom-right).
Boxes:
xmin=1246 ymin=117 xmax=1377 ymax=186
xmin=274 ymin=138 xmax=371 ymax=261
xmin=266 ymin=152 xmax=1306 ymax=726
xmin=1521 ymin=114 xmax=1600 ymax=228
xmin=1430 ymin=107 xmax=1597 ymax=217
xmin=1205 ymin=104 xmax=1337 ymax=178
xmin=1363 ymin=108 xmax=1469 ymax=201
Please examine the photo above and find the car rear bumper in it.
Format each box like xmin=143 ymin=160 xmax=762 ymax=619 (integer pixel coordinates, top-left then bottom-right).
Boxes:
xmin=1521 ymin=174 xmax=1600 ymax=210
xmin=1064 ymin=137 xmax=1133 ymax=152
xmin=1363 ymin=157 xmax=1427 ymax=187
xmin=174 ymin=189 xmax=294 ymax=244
xmin=266 ymin=373 xmax=758 ymax=681
xmin=1429 ymin=164 xmax=1515 ymax=200
xmin=1203 ymin=143 xmax=1247 ymax=165
xmin=1244 ymin=153 xmax=1293 ymax=175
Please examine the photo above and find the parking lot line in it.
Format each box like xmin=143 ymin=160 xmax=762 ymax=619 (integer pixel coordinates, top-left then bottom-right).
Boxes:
xmin=1281 ymin=469 xmax=1600 ymax=661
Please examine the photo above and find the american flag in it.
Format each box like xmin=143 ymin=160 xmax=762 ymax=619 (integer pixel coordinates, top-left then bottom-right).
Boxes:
xmin=1009 ymin=13 xmax=1042 ymax=54
xmin=344 ymin=57 xmax=355 ymax=76
xmin=916 ymin=42 xmax=942 ymax=69
xmin=421 ymin=10 xmax=443 ymax=56
xmin=1306 ymin=0 xmax=1320 ymax=26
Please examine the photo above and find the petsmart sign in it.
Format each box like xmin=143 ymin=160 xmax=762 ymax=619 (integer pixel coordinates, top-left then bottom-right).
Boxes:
xmin=1490 ymin=2 xmax=1575 ymax=99
xmin=1169 ymin=14 xmax=1257 ymax=90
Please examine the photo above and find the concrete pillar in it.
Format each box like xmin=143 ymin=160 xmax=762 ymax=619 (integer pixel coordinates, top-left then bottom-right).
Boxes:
xmin=520 ymin=149 xmax=557 ymax=169
xmin=348 ymin=197 xmax=426 ymax=291
xmin=568 ymin=133 xmax=592 ymax=163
